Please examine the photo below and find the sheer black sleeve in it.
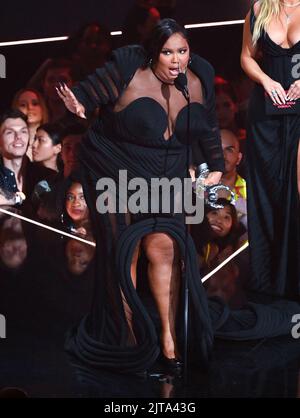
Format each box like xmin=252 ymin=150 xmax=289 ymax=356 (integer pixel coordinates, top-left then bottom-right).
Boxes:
xmin=190 ymin=55 xmax=225 ymax=173
xmin=71 ymin=45 xmax=146 ymax=114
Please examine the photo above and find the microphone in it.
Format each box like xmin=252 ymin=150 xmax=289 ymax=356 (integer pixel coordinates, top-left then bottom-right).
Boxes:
xmin=174 ymin=72 xmax=189 ymax=101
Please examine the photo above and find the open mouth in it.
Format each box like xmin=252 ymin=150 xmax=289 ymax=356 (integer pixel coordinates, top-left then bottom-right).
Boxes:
xmin=210 ymin=224 xmax=222 ymax=233
xmin=71 ymin=209 xmax=84 ymax=215
xmin=169 ymin=68 xmax=180 ymax=76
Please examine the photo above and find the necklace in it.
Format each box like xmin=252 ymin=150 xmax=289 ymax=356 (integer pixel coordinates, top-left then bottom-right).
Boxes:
xmin=280 ymin=1 xmax=300 ymax=7
xmin=281 ymin=3 xmax=300 ymax=24
xmin=151 ymin=67 xmax=174 ymax=85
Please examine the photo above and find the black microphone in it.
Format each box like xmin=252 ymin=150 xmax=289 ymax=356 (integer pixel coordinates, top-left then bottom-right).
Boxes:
xmin=174 ymin=72 xmax=189 ymax=101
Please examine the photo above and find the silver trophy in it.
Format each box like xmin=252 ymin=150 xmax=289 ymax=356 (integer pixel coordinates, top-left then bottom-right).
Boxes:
xmin=195 ymin=163 xmax=235 ymax=209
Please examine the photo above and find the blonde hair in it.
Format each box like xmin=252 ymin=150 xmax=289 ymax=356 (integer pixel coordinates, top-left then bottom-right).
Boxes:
xmin=12 ymin=88 xmax=49 ymax=124
xmin=252 ymin=0 xmax=281 ymax=45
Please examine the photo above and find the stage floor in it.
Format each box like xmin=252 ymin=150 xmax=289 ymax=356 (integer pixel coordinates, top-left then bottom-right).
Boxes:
xmin=0 ymin=211 xmax=299 ymax=398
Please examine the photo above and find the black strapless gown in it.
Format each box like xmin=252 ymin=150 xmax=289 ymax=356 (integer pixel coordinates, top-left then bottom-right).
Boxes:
xmin=64 ymin=45 xmax=300 ymax=374
xmin=247 ymin=6 xmax=300 ymax=298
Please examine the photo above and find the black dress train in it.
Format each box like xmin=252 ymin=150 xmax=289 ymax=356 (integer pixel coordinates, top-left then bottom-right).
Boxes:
xmin=65 ymin=45 xmax=300 ymax=374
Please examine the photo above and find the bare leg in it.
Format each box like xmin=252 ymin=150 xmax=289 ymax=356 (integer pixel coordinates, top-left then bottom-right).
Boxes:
xmin=142 ymin=233 xmax=181 ymax=359
xmin=123 ymin=239 xmax=141 ymax=344
xmin=130 ymin=239 xmax=141 ymax=289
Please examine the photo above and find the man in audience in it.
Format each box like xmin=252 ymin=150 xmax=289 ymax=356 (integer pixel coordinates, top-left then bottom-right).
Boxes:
xmin=0 ymin=109 xmax=56 ymax=206
xmin=220 ymin=128 xmax=247 ymax=228
xmin=61 ymin=124 xmax=86 ymax=178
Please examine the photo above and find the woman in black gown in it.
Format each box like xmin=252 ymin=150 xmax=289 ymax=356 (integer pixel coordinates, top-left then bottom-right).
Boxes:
xmin=57 ymin=19 xmax=223 ymax=373
xmin=57 ymin=18 xmax=300 ymax=376
xmin=241 ymin=0 xmax=300 ymax=298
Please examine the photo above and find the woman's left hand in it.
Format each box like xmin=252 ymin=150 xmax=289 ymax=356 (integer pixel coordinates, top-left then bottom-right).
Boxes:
xmin=286 ymin=80 xmax=300 ymax=101
xmin=202 ymin=171 xmax=223 ymax=187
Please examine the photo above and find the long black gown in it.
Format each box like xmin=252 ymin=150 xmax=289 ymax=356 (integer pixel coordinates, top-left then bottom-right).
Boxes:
xmin=64 ymin=45 xmax=300 ymax=375
xmin=247 ymin=5 xmax=300 ymax=298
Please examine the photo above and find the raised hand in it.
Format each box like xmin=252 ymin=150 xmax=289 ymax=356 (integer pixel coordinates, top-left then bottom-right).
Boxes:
xmin=56 ymin=82 xmax=86 ymax=119
xmin=202 ymin=171 xmax=223 ymax=187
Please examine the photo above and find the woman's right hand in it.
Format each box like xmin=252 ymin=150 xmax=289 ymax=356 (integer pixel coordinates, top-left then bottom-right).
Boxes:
xmin=261 ymin=76 xmax=287 ymax=105
xmin=56 ymin=83 xmax=86 ymax=119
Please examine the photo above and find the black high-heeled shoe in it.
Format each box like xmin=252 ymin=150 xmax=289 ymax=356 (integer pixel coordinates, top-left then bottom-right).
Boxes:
xmin=159 ymin=354 xmax=183 ymax=376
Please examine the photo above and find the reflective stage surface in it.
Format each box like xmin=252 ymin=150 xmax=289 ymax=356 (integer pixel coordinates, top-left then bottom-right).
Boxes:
xmin=0 ymin=209 xmax=300 ymax=398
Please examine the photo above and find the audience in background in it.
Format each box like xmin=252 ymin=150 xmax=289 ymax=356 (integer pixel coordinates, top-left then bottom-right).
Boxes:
xmin=191 ymin=199 xmax=247 ymax=273
xmin=64 ymin=181 xmax=91 ymax=237
xmin=12 ymin=88 xmax=49 ymax=160
xmin=231 ymin=73 xmax=254 ymax=130
xmin=204 ymin=259 xmax=246 ymax=308
xmin=0 ymin=109 xmax=56 ymax=207
xmin=28 ymin=58 xmax=75 ymax=123
xmin=0 ymin=210 xmax=28 ymax=271
xmin=60 ymin=124 xmax=86 ymax=178
xmin=64 ymin=22 xmax=112 ymax=80
xmin=32 ymin=123 xmax=62 ymax=172
xmin=65 ymin=238 xmax=95 ymax=275
xmin=122 ymin=4 xmax=160 ymax=45
xmin=215 ymin=77 xmax=246 ymax=141
xmin=220 ymin=129 xmax=247 ymax=228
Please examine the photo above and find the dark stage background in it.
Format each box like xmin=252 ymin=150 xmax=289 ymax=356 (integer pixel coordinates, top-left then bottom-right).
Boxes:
xmin=0 ymin=0 xmax=252 ymax=112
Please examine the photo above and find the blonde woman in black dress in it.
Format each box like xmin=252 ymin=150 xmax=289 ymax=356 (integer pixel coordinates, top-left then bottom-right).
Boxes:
xmin=241 ymin=0 xmax=300 ymax=297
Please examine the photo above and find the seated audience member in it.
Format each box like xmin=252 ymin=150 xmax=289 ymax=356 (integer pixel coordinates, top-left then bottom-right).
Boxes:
xmin=0 ymin=109 xmax=56 ymax=207
xmin=12 ymin=88 xmax=49 ymax=160
xmin=232 ymin=73 xmax=254 ymax=130
xmin=64 ymin=22 xmax=112 ymax=80
xmin=61 ymin=124 xmax=86 ymax=178
xmin=63 ymin=181 xmax=91 ymax=237
xmin=28 ymin=59 xmax=75 ymax=123
xmin=32 ymin=123 xmax=63 ymax=172
xmin=36 ymin=170 xmax=91 ymax=237
xmin=191 ymin=199 xmax=247 ymax=273
xmin=65 ymin=238 xmax=95 ymax=275
xmin=34 ymin=123 xmax=87 ymax=221
xmin=0 ymin=210 xmax=28 ymax=271
xmin=215 ymin=77 xmax=246 ymax=142
xmin=204 ymin=259 xmax=246 ymax=308
xmin=220 ymin=129 xmax=247 ymax=228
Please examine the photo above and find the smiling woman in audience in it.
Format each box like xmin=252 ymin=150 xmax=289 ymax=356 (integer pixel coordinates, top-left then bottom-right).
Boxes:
xmin=12 ymin=88 xmax=48 ymax=160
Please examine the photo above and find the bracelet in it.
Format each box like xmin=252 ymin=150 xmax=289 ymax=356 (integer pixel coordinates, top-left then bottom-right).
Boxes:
xmin=14 ymin=194 xmax=21 ymax=205
xmin=14 ymin=192 xmax=26 ymax=205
